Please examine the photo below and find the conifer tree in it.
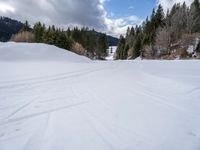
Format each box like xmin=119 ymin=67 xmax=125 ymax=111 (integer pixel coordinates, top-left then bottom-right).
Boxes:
xmin=33 ymin=22 xmax=45 ymax=42
xmin=21 ymin=20 xmax=31 ymax=32
xmin=132 ymin=27 xmax=142 ymax=59
xmin=116 ymin=35 xmax=126 ymax=59
xmin=190 ymin=0 xmax=200 ymax=32
xmin=155 ymin=4 xmax=165 ymax=28
xmin=96 ymin=34 xmax=108 ymax=59
xmin=196 ymin=41 xmax=200 ymax=52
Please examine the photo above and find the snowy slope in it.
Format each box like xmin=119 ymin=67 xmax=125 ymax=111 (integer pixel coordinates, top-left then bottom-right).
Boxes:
xmin=106 ymin=46 xmax=117 ymax=60
xmin=0 ymin=43 xmax=200 ymax=150
xmin=0 ymin=42 xmax=90 ymax=62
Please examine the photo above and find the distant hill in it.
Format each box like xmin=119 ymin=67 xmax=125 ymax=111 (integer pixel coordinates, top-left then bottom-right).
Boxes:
xmin=0 ymin=16 xmax=119 ymax=46
xmin=95 ymin=32 xmax=119 ymax=46
xmin=0 ymin=17 xmax=23 ymax=42
xmin=107 ymin=35 xmax=119 ymax=46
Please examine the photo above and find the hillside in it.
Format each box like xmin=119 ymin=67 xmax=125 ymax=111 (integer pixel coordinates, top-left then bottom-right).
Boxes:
xmin=0 ymin=17 xmax=23 ymax=42
xmin=95 ymin=32 xmax=119 ymax=46
xmin=0 ymin=42 xmax=200 ymax=150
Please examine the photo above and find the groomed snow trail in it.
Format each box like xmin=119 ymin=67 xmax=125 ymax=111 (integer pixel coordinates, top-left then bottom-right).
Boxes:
xmin=0 ymin=43 xmax=200 ymax=150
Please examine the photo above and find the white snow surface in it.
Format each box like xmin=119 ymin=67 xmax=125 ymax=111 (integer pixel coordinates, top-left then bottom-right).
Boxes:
xmin=0 ymin=43 xmax=200 ymax=150
xmin=106 ymin=46 xmax=117 ymax=60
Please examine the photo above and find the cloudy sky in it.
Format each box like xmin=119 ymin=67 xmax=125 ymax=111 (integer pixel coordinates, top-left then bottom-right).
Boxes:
xmin=0 ymin=0 xmax=194 ymax=37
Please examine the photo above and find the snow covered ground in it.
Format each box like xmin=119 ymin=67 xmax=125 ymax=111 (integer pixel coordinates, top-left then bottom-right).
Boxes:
xmin=106 ymin=46 xmax=117 ymax=60
xmin=0 ymin=42 xmax=200 ymax=150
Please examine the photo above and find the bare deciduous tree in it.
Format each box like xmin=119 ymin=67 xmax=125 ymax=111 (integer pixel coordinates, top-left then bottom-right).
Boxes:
xmin=10 ymin=31 xmax=34 ymax=43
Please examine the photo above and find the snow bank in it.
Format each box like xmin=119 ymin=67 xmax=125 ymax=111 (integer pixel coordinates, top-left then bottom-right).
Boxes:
xmin=0 ymin=42 xmax=90 ymax=62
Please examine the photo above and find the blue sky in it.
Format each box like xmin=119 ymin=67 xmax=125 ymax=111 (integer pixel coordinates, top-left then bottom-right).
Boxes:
xmin=101 ymin=0 xmax=158 ymax=36
xmin=104 ymin=0 xmax=156 ymax=19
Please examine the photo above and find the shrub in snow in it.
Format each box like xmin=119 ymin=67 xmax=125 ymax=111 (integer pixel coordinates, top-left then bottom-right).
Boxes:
xmin=10 ymin=31 xmax=34 ymax=43
xmin=72 ymin=42 xmax=86 ymax=55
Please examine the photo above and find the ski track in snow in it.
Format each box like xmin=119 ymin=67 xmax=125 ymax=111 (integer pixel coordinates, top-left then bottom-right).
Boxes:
xmin=0 ymin=43 xmax=200 ymax=150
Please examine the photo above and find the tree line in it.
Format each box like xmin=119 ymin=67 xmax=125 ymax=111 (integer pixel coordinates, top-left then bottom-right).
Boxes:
xmin=12 ymin=21 xmax=109 ymax=59
xmin=116 ymin=0 xmax=200 ymax=59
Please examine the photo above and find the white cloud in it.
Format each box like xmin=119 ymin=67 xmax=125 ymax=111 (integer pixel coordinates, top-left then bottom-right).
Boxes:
xmin=0 ymin=0 xmax=105 ymax=28
xmin=0 ymin=0 xmax=143 ymax=37
xmin=157 ymin=0 xmax=193 ymax=11
xmin=100 ymin=1 xmax=143 ymax=37
xmin=0 ymin=2 xmax=15 ymax=13
xmin=104 ymin=15 xmax=143 ymax=37
xmin=128 ymin=6 xmax=134 ymax=9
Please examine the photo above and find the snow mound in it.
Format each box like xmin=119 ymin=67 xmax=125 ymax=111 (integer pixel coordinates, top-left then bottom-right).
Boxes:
xmin=0 ymin=42 xmax=90 ymax=62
